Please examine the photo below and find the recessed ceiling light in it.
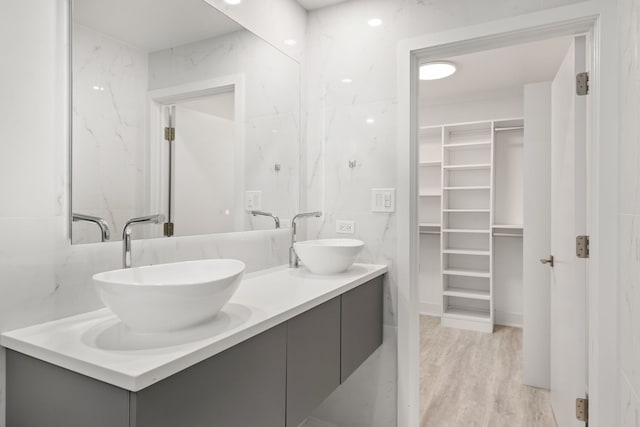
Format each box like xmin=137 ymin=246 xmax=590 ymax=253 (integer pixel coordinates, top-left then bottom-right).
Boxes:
xmin=224 ymin=0 xmax=241 ymax=4
xmin=366 ymin=118 xmax=375 ymax=124
xmin=283 ymin=39 xmax=297 ymax=46
xmin=341 ymin=78 xmax=353 ymax=84
xmin=419 ymin=62 xmax=457 ymax=80
xmin=368 ymin=18 xmax=383 ymax=27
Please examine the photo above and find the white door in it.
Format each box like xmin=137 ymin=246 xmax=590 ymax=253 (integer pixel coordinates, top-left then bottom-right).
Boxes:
xmin=549 ymin=36 xmax=588 ymax=426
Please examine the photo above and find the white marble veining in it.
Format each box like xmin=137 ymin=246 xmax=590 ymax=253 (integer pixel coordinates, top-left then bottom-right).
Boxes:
xmin=148 ymin=29 xmax=301 ymax=230
xmin=72 ymin=25 xmax=149 ymax=244
xmin=619 ymin=0 xmax=640 ymax=423
xmin=1 ymin=264 xmax=386 ymax=391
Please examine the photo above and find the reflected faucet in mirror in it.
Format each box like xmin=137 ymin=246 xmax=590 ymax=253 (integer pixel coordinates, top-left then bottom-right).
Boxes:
xmin=289 ymin=212 xmax=323 ymax=268
xmin=250 ymin=210 xmax=280 ymax=229
xmin=72 ymin=213 xmax=110 ymax=242
xmin=122 ymin=214 xmax=165 ymax=269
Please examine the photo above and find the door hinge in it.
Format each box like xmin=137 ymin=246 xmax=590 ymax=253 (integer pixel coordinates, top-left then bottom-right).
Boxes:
xmin=576 ymin=72 xmax=589 ymax=96
xmin=576 ymin=235 xmax=590 ymax=258
xmin=576 ymin=397 xmax=589 ymax=422
xmin=164 ymin=127 xmax=175 ymax=141
xmin=163 ymin=222 xmax=174 ymax=237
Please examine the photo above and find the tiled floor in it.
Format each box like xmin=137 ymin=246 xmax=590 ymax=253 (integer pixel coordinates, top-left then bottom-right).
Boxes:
xmin=420 ymin=315 xmax=557 ymax=427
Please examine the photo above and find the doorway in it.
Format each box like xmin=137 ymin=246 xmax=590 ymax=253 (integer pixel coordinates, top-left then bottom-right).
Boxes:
xmin=395 ymin=10 xmax=606 ymax=427
xmin=416 ymin=34 xmax=586 ymax=426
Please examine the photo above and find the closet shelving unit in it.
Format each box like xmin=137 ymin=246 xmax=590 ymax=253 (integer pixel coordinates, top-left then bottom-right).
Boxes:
xmin=419 ymin=118 xmax=524 ymax=333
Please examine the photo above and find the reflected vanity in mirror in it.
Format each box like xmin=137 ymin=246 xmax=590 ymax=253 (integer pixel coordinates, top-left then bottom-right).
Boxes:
xmin=71 ymin=0 xmax=300 ymax=244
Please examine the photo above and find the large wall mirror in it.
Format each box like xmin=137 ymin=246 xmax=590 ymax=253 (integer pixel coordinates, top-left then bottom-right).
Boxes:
xmin=71 ymin=0 xmax=300 ymax=244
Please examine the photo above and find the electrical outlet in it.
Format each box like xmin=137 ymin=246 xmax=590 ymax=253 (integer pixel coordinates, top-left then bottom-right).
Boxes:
xmin=245 ymin=191 xmax=262 ymax=210
xmin=336 ymin=220 xmax=355 ymax=234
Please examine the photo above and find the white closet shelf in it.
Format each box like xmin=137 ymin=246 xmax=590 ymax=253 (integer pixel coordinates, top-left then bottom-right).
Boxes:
xmin=443 ymin=141 xmax=491 ymax=150
xmin=443 ymin=307 xmax=491 ymax=322
xmin=420 ymin=161 xmax=442 ymax=166
xmin=443 ymin=229 xmax=490 ymax=234
xmin=443 ymin=164 xmax=491 ymax=171
xmin=443 ymin=209 xmax=490 ymax=213
xmin=420 ymin=223 xmax=441 ymax=228
xmin=443 ymin=268 xmax=491 ymax=278
xmin=492 ymin=224 xmax=523 ymax=230
xmin=443 ymin=186 xmax=491 ymax=191
xmin=443 ymin=287 xmax=491 ymax=300
xmin=419 ymin=192 xmax=441 ymax=197
xmin=443 ymin=249 xmax=490 ymax=256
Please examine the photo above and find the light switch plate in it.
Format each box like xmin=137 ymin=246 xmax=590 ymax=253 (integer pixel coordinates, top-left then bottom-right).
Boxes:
xmin=371 ymin=188 xmax=395 ymax=212
xmin=245 ymin=191 xmax=262 ymax=210
xmin=336 ymin=220 xmax=355 ymax=234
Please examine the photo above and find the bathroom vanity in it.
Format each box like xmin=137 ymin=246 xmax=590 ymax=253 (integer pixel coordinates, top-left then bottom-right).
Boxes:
xmin=1 ymin=264 xmax=386 ymax=427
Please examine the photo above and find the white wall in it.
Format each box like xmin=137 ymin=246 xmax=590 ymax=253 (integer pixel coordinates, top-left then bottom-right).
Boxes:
xmin=0 ymin=2 xmax=297 ymax=425
xmin=617 ymin=0 xmax=640 ymax=423
xmin=203 ymin=0 xmax=307 ymax=62
xmin=71 ymin=25 xmax=149 ymax=244
xmin=522 ymin=81 xmax=552 ymax=389
xmin=303 ymin=1 xmax=586 ymax=426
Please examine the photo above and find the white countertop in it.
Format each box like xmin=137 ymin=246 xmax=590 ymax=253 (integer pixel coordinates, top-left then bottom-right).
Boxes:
xmin=1 ymin=263 xmax=387 ymax=392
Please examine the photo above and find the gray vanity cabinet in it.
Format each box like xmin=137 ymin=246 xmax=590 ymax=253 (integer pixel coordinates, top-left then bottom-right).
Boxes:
xmin=286 ymin=297 xmax=341 ymax=427
xmin=340 ymin=275 xmax=383 ymax=382
xmin=5 ymin=275 xmax=384 ymax=427
xmin=131 ymin=323 xmax=287 ymax=427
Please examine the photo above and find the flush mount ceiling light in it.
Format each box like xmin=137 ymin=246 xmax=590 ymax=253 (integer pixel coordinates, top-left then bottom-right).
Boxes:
xmin=419 ymin=61 xmax=457 ymax=80
xmin=368 ymin=18 xmax=383 ymax=27
xmin=283 ymin=39 xmax=297 ymax=46
xmin=224 ymin=0 xmax=242 ymax=4
xmin=341 ymin=78 xmax=353 ymax=84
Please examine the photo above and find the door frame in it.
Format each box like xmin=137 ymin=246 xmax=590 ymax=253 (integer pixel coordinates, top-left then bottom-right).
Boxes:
xmin=147 ymin=75 xmax=246 ymax=233
xmin=396 ymin=2 xmax=618 ymax=426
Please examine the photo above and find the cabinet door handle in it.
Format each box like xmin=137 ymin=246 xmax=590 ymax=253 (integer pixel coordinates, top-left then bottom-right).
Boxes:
xmin=540 ymin=255 xmax=554 ymax=267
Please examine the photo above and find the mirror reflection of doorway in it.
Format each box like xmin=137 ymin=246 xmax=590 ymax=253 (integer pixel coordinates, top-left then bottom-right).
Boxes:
xmin=163 ymin=90 xmax=237 ymax=237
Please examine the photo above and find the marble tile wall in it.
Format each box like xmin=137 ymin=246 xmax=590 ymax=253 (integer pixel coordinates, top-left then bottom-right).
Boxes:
xmin=148 ymin=29 xmax=301 ymax=229
xmin=618 ymin=0 xmax=640 ymax=423
xmin=303 ymin=0 xmax=585 ymax=425
xmin=72 ymin=25 xmax=149 ymax=244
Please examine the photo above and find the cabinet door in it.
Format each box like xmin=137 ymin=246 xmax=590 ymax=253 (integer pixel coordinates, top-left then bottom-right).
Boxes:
xmin=133 ymin=323 xmax=287 ymax=427
xmin=341 ymin=276 xmax=383 ymax=382
xmin=6 ymin=350 xmax=130 ymax=427
xmin=286 ymin=297 xmax=341 ymax=427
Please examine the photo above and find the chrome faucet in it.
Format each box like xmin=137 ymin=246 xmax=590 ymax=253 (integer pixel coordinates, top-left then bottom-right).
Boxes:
xmin=72 ymin=213 xmax=111 ymax=242
xmin=122 ymin=214 xmax=165 ymax=269
xmin=289 ymin=211 xmax=322 ymax=268
xmin=250 ymin=210 xmax=281 ymax=229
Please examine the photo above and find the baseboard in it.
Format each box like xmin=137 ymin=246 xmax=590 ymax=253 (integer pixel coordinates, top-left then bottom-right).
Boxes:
xmin=495 ymin=310 xmax=522 ymax=328
xmin=419 ymin=301 xmax=441 ymax=316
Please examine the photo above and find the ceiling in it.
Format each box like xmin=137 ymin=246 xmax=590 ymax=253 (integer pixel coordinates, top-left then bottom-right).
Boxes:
xmin=74 ymin=0 xmax=243 ymax=52
xmin=296 ymin=0 xmax=349 ymax=10
xmin=420 ymin=36 xmax=573 ymax=102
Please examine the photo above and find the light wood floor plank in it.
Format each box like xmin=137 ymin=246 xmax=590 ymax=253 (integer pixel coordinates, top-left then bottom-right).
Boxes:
xmin=420 ymin=315 xmax=557 ymax=427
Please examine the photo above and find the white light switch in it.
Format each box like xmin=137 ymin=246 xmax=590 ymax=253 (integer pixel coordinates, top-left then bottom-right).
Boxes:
xmin=336 ymin=220 xmax=355 ymax=234
xmin=245 ymin=191 xmax=262 ymax=210
xmin=371 ymin=188 xmax=395 ymax=212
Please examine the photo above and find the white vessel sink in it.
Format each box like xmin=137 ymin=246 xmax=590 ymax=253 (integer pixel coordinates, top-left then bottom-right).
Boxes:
xmin=93 ymin=259 xmax=245 ymax=333
xmin=294 ymin=239 xmax=364 ymax=275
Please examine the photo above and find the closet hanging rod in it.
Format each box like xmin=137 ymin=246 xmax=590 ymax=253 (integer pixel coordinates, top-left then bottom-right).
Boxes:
xmin=494 ymin=126 xmax=524 ymax=132
xmin=420 ymin=231 xmax=441 ymax=235
xmin=492 ymin=232 xmax=523 ymax=238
